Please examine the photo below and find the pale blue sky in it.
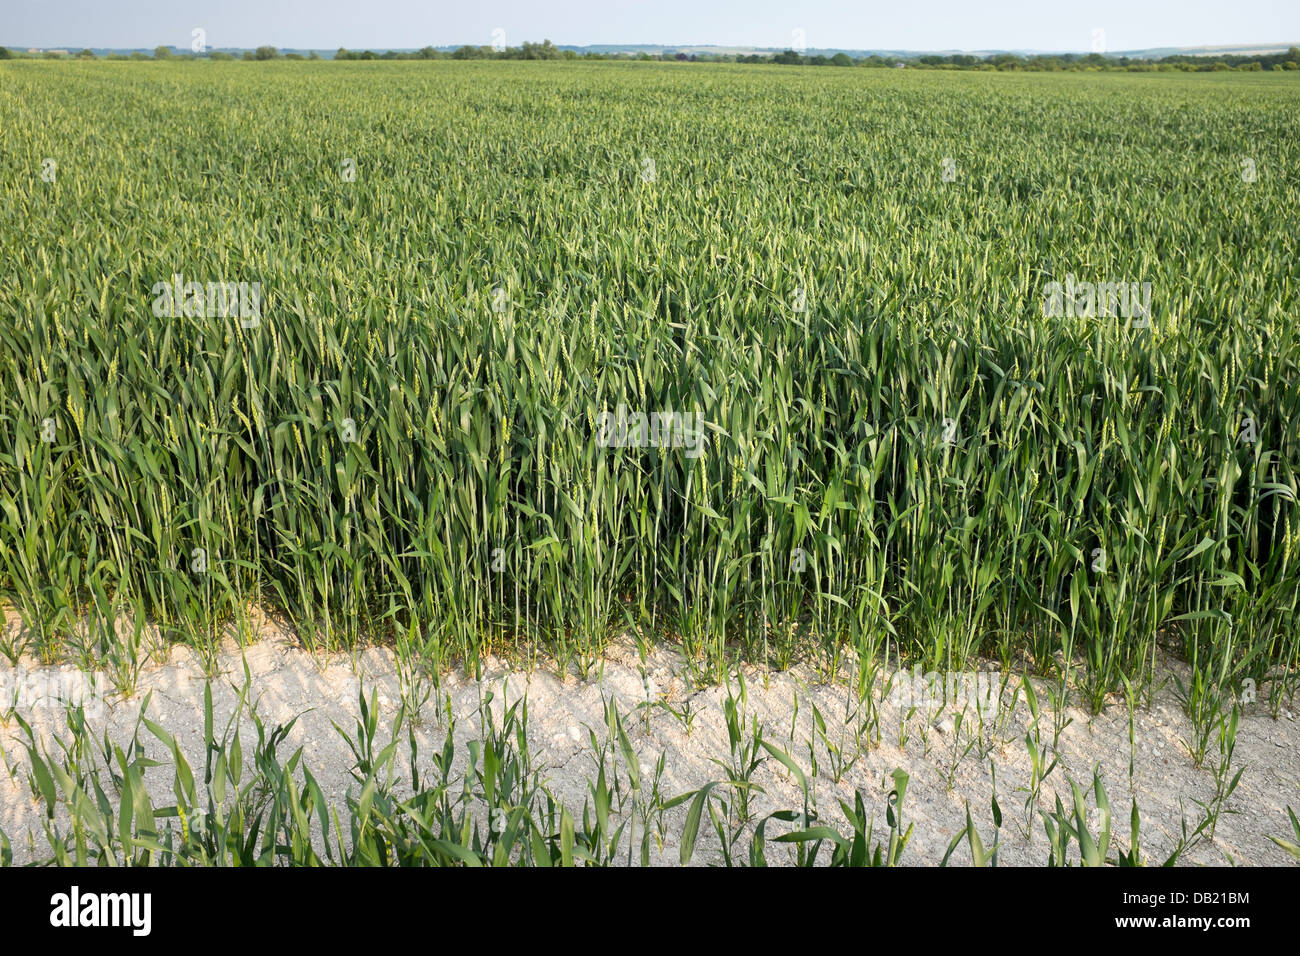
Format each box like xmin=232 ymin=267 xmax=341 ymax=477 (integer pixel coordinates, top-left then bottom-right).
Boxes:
xmin=3 ymin=0 xmax=1297 ymax=52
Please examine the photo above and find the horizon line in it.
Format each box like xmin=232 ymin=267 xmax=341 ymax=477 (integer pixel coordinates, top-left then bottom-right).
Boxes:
xmin=8 ymin=39 xmax=1299 ymax=56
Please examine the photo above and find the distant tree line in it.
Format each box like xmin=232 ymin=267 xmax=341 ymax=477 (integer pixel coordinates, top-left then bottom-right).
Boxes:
xmin=325 ymin=43 xmax=1300 ymax=71
xmin=749 ymin=48 xmax=1300 ymax=71
xmin=0 ymin=45 xmax=321 ymax=60
xmin=3 ymin=42 xmax=1298 ymax=71
xmin=336 ymin=39 xmax=575 ymax=60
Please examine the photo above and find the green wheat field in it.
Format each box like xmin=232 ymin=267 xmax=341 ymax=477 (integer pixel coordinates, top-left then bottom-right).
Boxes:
xmin=2 ymin=59 xmax=1298 ymax=718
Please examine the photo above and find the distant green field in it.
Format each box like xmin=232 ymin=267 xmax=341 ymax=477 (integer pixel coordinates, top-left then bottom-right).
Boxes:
xmin=1 ymin=61 xmax=1297 ymax=710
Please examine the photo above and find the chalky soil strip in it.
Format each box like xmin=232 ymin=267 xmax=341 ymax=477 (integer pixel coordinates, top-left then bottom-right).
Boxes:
xmin=2 ymin=629 xmax=1296 ymax=866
